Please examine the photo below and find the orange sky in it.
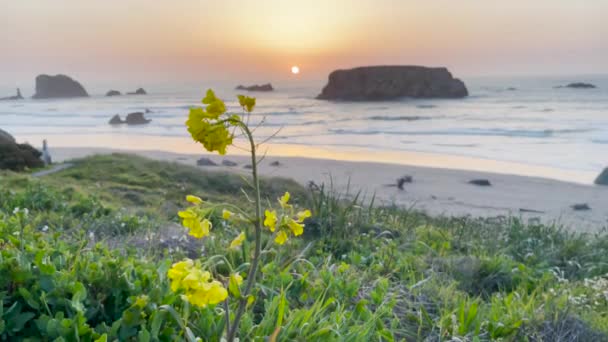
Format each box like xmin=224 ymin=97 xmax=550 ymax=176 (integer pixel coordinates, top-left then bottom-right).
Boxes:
xmin=1 ymin=0 xmax=607 ymax=83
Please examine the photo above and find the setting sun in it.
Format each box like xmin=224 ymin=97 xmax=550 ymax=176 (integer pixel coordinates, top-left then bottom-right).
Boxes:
xmin=291 ymin=65 xmax=300 ymax=74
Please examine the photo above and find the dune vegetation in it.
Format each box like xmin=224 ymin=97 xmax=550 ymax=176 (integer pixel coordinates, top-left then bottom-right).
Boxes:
xmin=1 ymin=90 xmax=608 ymax=341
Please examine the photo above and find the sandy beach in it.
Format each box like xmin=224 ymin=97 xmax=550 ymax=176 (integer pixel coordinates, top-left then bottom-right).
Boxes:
xmin=50 ymin=147 xmax=608 ymax=232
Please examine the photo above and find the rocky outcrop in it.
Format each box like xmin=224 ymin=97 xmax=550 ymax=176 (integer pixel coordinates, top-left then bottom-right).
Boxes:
xmin=32 ymin=74 xmax=89 ymax=99
xmin=108 ymin=112 xmax=151 ymax=125
xmin=125 ymin=112 xmax=150 ymax=125
xmin=108 ymin=114 xmax=123 ymax=125
xmin=236 ymin=83 xmax=274 ymax=92
xmin=317 ymin=66 xmax=468 ymax=101
xmin=0 ymin=129 xmax=44 ymax=171
xmin=565 ymin=83 xmax=596 ymax=89
xmin=127 ymin=88 xmax=147 ymax=95
xmin=0 ymin=88 xmax=24 ymax=101
xmin=106 ymin=90 xmax=121 ymax=96
xmin=595 ymin=168 xmax=608 ymax=186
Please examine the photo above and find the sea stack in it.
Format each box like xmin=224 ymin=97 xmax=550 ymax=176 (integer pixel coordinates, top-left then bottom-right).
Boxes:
xmin=236 ymin=83 xmax=274 ymax=92
xmin=127 ymin=88 xmax=147 ymax=95
xmin=0 ymin=88 xmax=24 ymax=101
xmin=317 ymin=66 xmax=468 ymax=101
xmin=32 ymin=74 xmax=89 ymax=99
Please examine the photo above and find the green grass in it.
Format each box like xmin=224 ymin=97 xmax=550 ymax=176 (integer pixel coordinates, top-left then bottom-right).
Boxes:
xmin=1 ymin=154 xmax=607 ymax=341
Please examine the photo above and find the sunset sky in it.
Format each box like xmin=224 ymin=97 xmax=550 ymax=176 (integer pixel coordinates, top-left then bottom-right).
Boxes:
xmin=1 ymin=0 xmax=607 ymax=84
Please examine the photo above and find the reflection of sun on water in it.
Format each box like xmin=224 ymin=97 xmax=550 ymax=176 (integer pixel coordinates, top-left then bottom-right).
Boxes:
xmin=291 ymin=66 xmax=300 ymax=74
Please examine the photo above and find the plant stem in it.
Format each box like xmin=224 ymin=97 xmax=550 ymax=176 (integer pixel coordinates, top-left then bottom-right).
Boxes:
xmin=227 ymin=122 xmax=262 ymax=342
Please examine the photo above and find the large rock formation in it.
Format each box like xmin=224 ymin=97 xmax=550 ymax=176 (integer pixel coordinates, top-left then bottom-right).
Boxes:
xmin=317 ymin=66 xmax=468 ymax=101
xmin=0 ymin=129 xmax=44 ymax=171
xmin=0 ymin=88 xmax=24 ymax=101
xmin=236 ymin=83 xmax=274 ymax=91
xmin=32 ymin=74 xmax=89 ymax=99
xmin=595 ymin=168 xmax=608 ymax=186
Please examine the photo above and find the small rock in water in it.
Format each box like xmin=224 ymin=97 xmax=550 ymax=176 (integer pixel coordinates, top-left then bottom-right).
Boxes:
xmin=270 ymin=161 xmax=281 ymax=167
xmin=105 ymin=90 xmax=121 ymax=96
xmin=397 ymin=175 xmax=413 ymax=190
xmin=468 ymin=179 xmax=492 ymax=187
xmin=243 ymin=164 xmax=253 ymax=169
xmin=197 ymin=158 xmax=217 ymax=166
xmin=124 ymin=112 xmax=151 ymax=125
xmin=571 ymin=203 xmax=591 ymax=211
xmin=222 ymin=159 xmax=238 ymax=167
xmin=108 ymin=114 xmax=123 ymax=125
xmin=127 ymin=88 xmax=147 ymax=95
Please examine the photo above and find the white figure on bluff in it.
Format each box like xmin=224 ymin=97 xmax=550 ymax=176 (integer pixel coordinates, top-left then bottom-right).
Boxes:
xmin=42 ymin=139 xmax=52 ymax=166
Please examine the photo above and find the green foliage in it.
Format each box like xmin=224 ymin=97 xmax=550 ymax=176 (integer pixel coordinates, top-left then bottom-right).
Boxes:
xmin=1 ymin=154 xmax=608 ymax=341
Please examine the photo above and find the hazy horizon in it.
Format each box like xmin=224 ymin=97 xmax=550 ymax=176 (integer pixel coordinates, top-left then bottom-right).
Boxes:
xmin=2 ymin=0 xmax=608 ymax=87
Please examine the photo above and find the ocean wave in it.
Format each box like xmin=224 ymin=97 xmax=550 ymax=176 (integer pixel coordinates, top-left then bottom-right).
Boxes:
xmin=416 ymin=104 xmax=437 ymax=109
xmin=369 ymin=115 xmax=430 ymax=121
xmin=591 ymin=139 xmax=608 ymax=144
xmin=330 ymin=128 xmax=594 ymax=138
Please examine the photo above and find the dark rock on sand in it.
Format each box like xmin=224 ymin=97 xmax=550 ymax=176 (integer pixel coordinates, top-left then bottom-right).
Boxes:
xmin=595 ymin=168 xmax=608 ymax=185
xmin=236 ymin=83 xmax=274 ymax=92
xmin=106 ymin=90 xmax=121 ymax=96
xmin=0 ymin=129 xmax=44 ymax=171
xmin=127 ymin=88 xmax=147 ymax=95
xmin=32 ymin=74 xmax=89 ymax=99
xmin=124 ymin=112 xmax=151 ymax=125
xmin=571 ymin=203 xmax=591 ymax=211
xmin=270 ymin=161 xmax=281 ymax=167
xmin=506 ymin=87 xmax=517 ymax=91
xmin=222 ymin=159 xmax=238 ymax=167
xmin=0 ymin=88 xmax=24 ymax=101
xmin=197 ymin=158 xmax=217 ymax=166
xmin=108 ymin=114 xmax=124 ymax=125
xmin=565 ymin=82 xmax=596 ymax=89
xmin=243 ymin=164 xmax=253 ymax=169
xmin=397 ymin=175 xmax=413 ymax=190
xmin=317 ymin=66 xmax=468 ymax=101
xmin=468 ymin=179 xmax=492 ymax=187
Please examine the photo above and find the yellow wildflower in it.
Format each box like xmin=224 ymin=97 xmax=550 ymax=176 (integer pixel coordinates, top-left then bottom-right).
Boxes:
xmin=231 ymin=273 xmax=244 ymax=286
xmin=237 ymin=95 xmax=256 ymax=112
xmin=278 ymin=192 xmax=291 ymax=209
xmin=287 ymin=219 xmax=304 ymax=236
xmin=185 ymin=280 xmax=228 ymax=307
xmin=264 ymin=210 xmax=277 ymax=232
xmin=186 ymin=195 xmax=203 ymax=205
xmin=202 ymin=89 xmax=219 ymax=105
xmin=275 ymin=230 xmax=288 ymax=245
xmin=168 ymin=259 xmax=194 ymax=292
xmin=229 ymin=231 xmax=246 ymax=249
xmin=168 ymin=258 xmax=228 ymax=308
xmin=222 ymin=209 xmax=233 ymax=220
xmin=296 ymin=209 xmax=311 ymax=222
xmin=188 ymin=218 xmax=212 ymax=239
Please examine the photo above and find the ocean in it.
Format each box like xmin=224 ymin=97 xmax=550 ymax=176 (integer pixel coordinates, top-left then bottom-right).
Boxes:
xmin=1 ymin=75 xmax=607 ymax=184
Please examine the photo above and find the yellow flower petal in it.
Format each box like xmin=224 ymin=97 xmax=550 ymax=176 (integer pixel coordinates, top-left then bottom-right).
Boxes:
xmin=288 ymin=219 xmax=304 ymax=236
xmin=296 ymin=209 xmax=311 ymax=222
xmin=188 ymin=218 xmax=212 ymax=239
xmin=186 ymin=195 xmax=203 ymax=204
xmin=275 ymin=230 xmax=288 ymax=245
xmin=222 ymin=209 xmax=233 ymax=220
xmin=229 ymin=232 xmax=246 ymax=249
xmin=237 ymin=95 xmax=256 ymax=112
xmin=231 ymin=273 xmax=243 ymax=286
xmin=264 ymin=210 xmax=277 ymax=232
xmin=279 ymin=192 xmax=291 ymax=209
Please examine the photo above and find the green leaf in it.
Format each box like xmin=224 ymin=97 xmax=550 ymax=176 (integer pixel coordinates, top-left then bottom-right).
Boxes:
xmin=19 ymin=287 xmax=40 ymax=310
